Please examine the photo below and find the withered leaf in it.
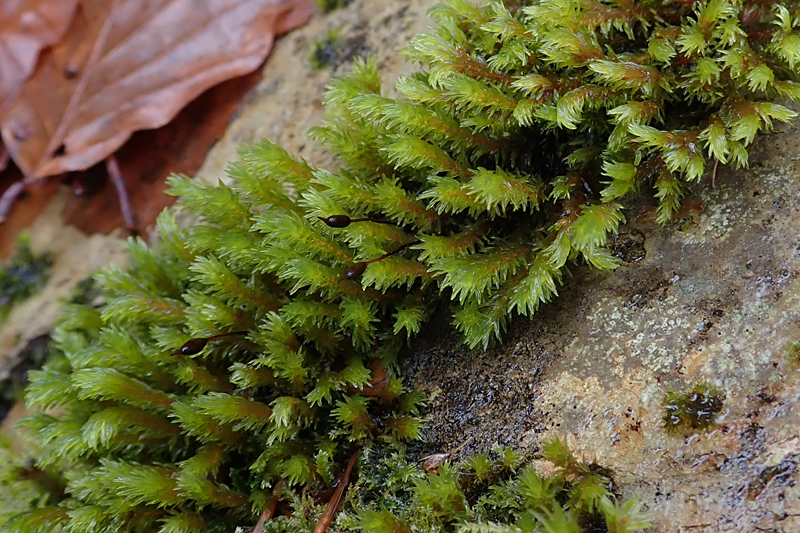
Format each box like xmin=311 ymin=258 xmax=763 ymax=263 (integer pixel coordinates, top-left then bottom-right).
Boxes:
xmin=0 ymin=0 xmax=78 ymax=107
xmin=0 ymin=0 xmax=313 ymax=179
xmin=62 ymin=67 xmax=267 ymax=236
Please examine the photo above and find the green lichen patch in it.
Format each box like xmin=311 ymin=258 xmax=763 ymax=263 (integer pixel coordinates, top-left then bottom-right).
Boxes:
xmin=663 ymin=383 xmax=724 ymax=434
xmin=0 ymin=237 xmax=52 ymax=320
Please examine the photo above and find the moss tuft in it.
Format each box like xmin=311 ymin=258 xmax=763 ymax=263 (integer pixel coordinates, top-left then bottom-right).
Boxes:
xmin=311 ymin=30 xmax=343 ymax=70
xmin=0 ymin=236 xmax=52 ymax=320
xmin=316 ymin=0 xmax=355 ymax=13
xmin=784 ymin=340 xmax=800 ymax=366
xmin=663 ymin=382 xmax=724 ymax=434
xmin=3 ymin=0 xmax=800 ymax=530
xmin=253 ymin=439 xmax=651 ymax=533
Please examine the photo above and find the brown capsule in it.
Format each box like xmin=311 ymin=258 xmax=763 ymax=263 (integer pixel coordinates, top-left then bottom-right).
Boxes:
xmin=343 ymin=262 xmax=368 ymax=280
xmin=419 ymin=437 xmax=473 ymax=474
xmin=174 ymin=331 xmax=248 ymax=356
xmin=175 ymin=337 xmax=209 ymax=356
xmin=319 ymin=215 xmax=352 ymax=228
xmin=420 ymin=453 xmax=451 ymax=474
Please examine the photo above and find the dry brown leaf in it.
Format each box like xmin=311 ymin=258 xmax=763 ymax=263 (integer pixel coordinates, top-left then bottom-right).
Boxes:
xmin=0 ymin=0 xmax=313 ymax=179
xmin=0 ymin=0 xmax=78 ymax=107
xmin=62 ymin=66 xmax=267 ymax=236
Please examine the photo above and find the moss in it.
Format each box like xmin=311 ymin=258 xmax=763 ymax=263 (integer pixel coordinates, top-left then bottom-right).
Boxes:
xmin=784 ymin=340 xmax=800 ymax=366
xmin=0 ymin=335 xmax=51 ymax=424
xmin=0 ymin=236 xmax=52 ymax=320
xmin=316 ymin=0 xmax=355 ymax=13
xmin=311 ymin=30 xmax=343 ymax=69
xmin=67 ymin=277 xmax=103 ymax=307
xmin=0 ymin=277 xmax=100 ymax=425
xmin=3 ymin=0 xmax=800 ymax=530
xmin=662 ymin=383 xmax=724 ymax=434
xmin=256 ymin=439 xmax=651 ymax=532
xmin=310 ymin=29 xmax=367 ymax=70
xmin=0 ymin=438 xmax=57 ymax=528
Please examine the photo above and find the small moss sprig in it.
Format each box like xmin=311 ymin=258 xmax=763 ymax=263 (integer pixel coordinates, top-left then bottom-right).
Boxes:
xmin=663 ymin=382 xmax=724 ymax=434
xmin=316 ymin=0 xmax=354 ymax=13
xmin=785 ymin=339 xmax=800 ymax=365
xmin=311 ymin=30 xmax=343 ymax=70
xmin=0 ymin=236 xmax=52 ymax=320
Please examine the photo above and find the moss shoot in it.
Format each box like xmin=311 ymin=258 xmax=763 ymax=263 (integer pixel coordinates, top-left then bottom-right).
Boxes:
xmin=785 ymin=340 xmax=800 ymax=366
xmin=0 ymin=237 xmax=52 ymax=320
xmin=663 ymin=382 xmax=724 ymax=434
xmin=316 ymin=0 xmax=354 ymax=13
xmin=311 ymin=30 xmax=343 ymax=70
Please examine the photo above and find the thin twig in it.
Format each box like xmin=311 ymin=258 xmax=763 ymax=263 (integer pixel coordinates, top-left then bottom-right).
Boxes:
xmin=313 ymin=448 xmax=360 ymax=533
xmin=105 ymin=155 xmax=137 ymax=234
xmin=252 ymin=479 xmax=284 ymax=533
xmin=367 ymin=240 xmax=421 ymax=266
xmin=711 ymin=159 xmax=719 ymax=189
xmin=0 ymin=179 xmax=29 ymax=224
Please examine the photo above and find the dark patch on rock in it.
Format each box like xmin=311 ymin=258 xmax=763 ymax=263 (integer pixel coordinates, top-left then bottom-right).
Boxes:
xmin=610 ymin=229 xmax=646 ymax=263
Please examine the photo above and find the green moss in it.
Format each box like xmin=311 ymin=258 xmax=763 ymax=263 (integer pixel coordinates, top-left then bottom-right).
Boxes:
xmin=316 ymin=0 xmax=354 ymax=13
xmin=0 ymin=335 xmax=51 ymax=422
xmin=0 ymin=236 xmax=52 ymax=320
xmin=311 ymin=30 xmax=343 ymax=70
xmin=784 ymin=340 xmax=800 ymax=366
xmin=2 ymin=0 xmax=800 ymax=530
xmin=0 ymin=278 xmax=100 ymax=425
xmin=255 ymin=439 xmax=650 ymax=532
xmin=663 ymin=383 xmax=724 ymax=434
xmin=310 ymin=29 xmax=368 ymax=71
xmin=67 ymin=277 xmax=103 ymax=307
xmin=0 ymin=438 xmax=59 ymax=528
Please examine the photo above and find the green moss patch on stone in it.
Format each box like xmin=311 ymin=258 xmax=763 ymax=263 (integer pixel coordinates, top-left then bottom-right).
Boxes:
xmin=0 ymin=237 xmax=52 ymax=321
xmin=663 ymin=382 xmax=724 ymax=435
